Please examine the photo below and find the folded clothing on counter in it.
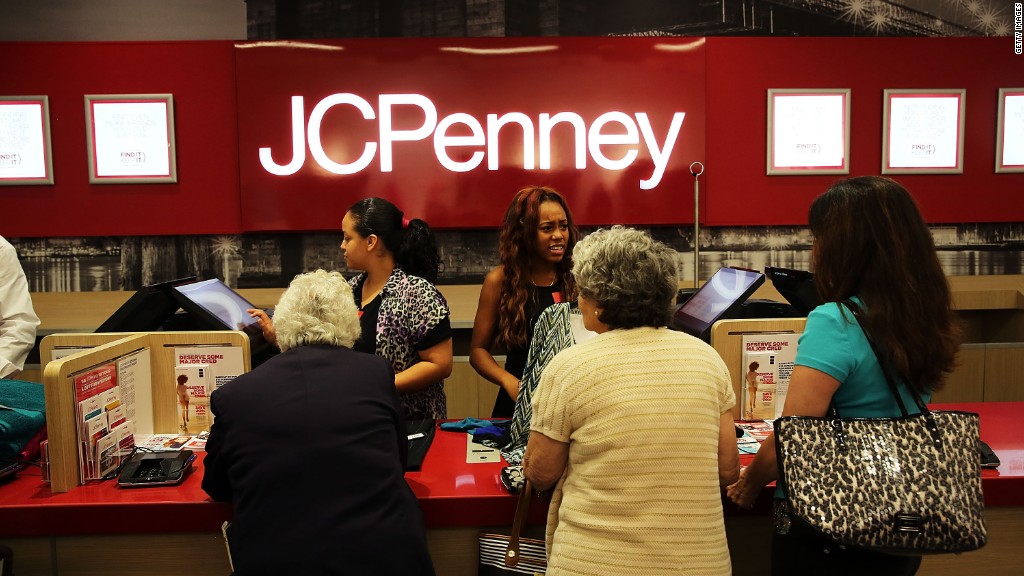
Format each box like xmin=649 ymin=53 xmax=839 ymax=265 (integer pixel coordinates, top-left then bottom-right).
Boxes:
xmin=472 ymin=420 xmax=512 ymax=447
xmin=0 ymin=379 xmax=46 ymax=461
xmin=439 ymin=417 xmax=501 ymax=432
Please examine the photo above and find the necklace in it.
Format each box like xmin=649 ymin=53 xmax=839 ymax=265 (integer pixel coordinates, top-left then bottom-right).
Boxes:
xmin=531 ymin=275 xmax=557 ymax=288
xmin=361 ymin=278 xmax=385 ymax=307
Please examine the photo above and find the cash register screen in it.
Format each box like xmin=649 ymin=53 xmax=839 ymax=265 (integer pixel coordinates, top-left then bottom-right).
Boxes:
xmin=672 ymin=267 xmax=765 ymax=341
xmin=173 ymin=278 xmax=260 ymax=331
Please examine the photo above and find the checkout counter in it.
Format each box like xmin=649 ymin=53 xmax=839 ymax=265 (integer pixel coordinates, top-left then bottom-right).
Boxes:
xmin=0 ymin=402 xmax=1021 ymax=575
xmin=2 ymin=276 xmax=1022 ymax=574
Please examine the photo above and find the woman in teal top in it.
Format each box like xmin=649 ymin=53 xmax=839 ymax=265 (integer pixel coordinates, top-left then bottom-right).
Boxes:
xmin=796 ymin=296 xmax=930 ymax=417
xmin=727 ymin=176 xmax=960 ymax=575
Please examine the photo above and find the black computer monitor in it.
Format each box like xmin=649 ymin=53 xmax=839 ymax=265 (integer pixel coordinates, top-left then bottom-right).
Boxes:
xmin=764 ymin=266 xmax=822 ymax=316
xmin=671 ymin=267 xmax=765 ymax=341
xmin=96 ymin=277 xmax=198 ymax=333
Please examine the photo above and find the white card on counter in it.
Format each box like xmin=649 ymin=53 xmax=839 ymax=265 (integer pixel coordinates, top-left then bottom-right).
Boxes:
xmin=465 ymin=433 xmax=502 ymax=463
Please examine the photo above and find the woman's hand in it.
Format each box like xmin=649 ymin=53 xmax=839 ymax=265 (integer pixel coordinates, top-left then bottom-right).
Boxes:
xmin=247 ymin=308 xmax=278 ymax=346
xmin=727 ymin=469 xmax=757 ymax=510
xmin=500 ymin=377 xmax=521 ymax=402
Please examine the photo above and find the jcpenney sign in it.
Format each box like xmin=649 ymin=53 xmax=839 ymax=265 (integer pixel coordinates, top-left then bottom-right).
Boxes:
xmin=259 ymin=93 xmax=686 ymax=190
xmin=236 ymin=38 xmax=706 ymax=230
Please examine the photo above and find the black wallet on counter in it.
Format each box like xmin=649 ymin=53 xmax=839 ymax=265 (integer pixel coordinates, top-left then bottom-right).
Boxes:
xmin=979 ymin=440 xmax=1000 ymax=469
xmin=405 ymin=419 xmax=436 ymax=472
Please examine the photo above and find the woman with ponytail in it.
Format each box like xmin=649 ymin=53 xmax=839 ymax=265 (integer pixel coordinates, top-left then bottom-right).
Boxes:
xmin=251 ymin=197 xmax=452 ymax=420
xmin=341 ymin=197 xmax=452 ymax=420
xmin=470 ymin=186 xmax=578 ymax=417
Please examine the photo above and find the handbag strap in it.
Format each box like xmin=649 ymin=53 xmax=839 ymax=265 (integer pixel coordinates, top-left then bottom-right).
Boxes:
xmin=504 ymin=478 xmax=533 ymax=568
xmin=840 ymin=299 xmax=943 ymax=447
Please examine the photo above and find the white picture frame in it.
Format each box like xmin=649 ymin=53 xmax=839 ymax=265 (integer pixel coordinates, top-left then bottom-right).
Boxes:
xmin=85 ymin=94 xmax=177 ymax=184
xmin=0 ymin=95 xmax=54 ymax=185
xmin=882 ymin=89 xmax=965 ymax=174
xmin=767 ymin=89 xmax=850 ymax=175
xmin=996 ymin=88 xmax=1024 ymax=173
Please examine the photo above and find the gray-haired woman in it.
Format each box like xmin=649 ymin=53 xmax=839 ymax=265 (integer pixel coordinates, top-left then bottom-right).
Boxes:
xmin=523 ymin=226 xmax=739 ymax=576
xmin=203 ymin=270 xmax=435 ymax=576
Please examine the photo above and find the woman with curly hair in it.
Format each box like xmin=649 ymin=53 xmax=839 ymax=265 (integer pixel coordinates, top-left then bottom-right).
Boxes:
xmin=470 ymin=186 xmax=578 ymax=417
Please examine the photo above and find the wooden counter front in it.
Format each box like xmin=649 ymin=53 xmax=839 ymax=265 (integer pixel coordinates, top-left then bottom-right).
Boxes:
xmin=29 ymin=275 xmax=1024 ymax=335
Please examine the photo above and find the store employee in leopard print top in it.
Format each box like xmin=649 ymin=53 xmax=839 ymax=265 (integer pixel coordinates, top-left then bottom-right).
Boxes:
xmin=251 ymin=197 xmax=452 ymax=420
xmin=342 ymin=197 xmax=451 ymax=420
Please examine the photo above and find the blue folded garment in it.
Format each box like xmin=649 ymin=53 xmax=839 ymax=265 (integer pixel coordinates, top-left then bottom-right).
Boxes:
xmin=438 ymin=417 xmax=497 ymax=432
xmin=0 ymin=379 xmax=45 ymax=412
xmin=471 ymin=422 xmax=512 ymax=446
xmin=0 ymin=379 xmax=46 ymax=442
xmin=0 ymin=406 xmax=45 ymax=441
xmin=0 ymin=440 xmax=25 ymax=461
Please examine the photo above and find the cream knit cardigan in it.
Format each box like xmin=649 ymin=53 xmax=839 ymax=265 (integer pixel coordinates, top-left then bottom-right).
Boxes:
xmin=531 ymin=326 xmax=735 ymax=576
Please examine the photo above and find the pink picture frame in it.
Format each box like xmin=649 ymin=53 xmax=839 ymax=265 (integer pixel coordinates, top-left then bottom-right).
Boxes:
xmin=882 ymin=89 xmax=965 ymax=175
xmin=767 ymin=89 xmax=850 ymax=175
xmin=85 ymin=94 xmax=178 ymax=184
xmin=996 ymin=88 xmax=1024 ymax=173
xmin=0 ymin=95 xmax=54 ymax=185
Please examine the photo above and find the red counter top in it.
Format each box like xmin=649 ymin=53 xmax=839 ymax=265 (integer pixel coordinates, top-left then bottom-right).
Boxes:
xmin=934 ymin=402 xmax=1024 ymax=507
xmin=405 ymin=428 xmax=541 ymax=528
xmin=0 ymin=425 xmax=531 ymax=537
xmin=0 ymin=462 xmax=228 ymax=537
xmin=1 ymin=403 xmax=1021 ymax=538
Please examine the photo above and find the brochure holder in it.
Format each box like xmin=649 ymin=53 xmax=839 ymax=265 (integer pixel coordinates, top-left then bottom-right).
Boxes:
xmin=41 ymin=331 xmax=250 ymax=493
xmin=710 ymin=318 xmax=806 ymax=420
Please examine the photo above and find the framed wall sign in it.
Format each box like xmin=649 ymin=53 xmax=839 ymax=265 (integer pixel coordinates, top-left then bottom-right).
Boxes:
xmin=767 ymin=89 xmax=850 ymax=175
xmin=85 ymin=94 xmax=177 ymax=183
xmin=882 ymin=89 xmax=965 ymax=174
xmin=996 ymin=88 xmax=1024 ymax=173
xmin=0 ymin=95 xmax=54 ymax=185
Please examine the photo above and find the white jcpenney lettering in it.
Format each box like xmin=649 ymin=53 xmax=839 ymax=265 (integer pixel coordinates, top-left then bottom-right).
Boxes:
xmin=258 ymin=94 xmax=685 ymax=190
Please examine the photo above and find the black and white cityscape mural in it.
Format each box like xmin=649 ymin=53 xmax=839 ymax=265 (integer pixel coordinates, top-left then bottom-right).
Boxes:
xmin=245 ymin=0 xmax=1014 ymax=39
xmin=11 ymin=222 xmax=1024 ymax=292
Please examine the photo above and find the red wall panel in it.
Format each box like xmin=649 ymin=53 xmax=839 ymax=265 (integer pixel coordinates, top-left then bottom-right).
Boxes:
xmin=0 ymin=37 xmax=1021 ymax=238
xmin=706 ymin=37 xmax=1024 ymax=226
xmin=0 ymin=42 xmax=240 ymax=237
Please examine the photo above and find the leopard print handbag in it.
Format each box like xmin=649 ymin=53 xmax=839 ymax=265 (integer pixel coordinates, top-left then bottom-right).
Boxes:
xmin=774 ymin=306 xmax=988 ymax=555
xmin=775 ymin=408 xmax=987 ymax=555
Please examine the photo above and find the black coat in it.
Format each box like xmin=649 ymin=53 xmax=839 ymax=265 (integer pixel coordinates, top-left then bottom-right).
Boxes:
xmin=202 ymin=344 xmax=435 ymax=576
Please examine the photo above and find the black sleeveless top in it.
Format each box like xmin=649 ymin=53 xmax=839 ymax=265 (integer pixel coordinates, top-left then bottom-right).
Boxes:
xmin=491 ymin=282 xmax=564 ymax=417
